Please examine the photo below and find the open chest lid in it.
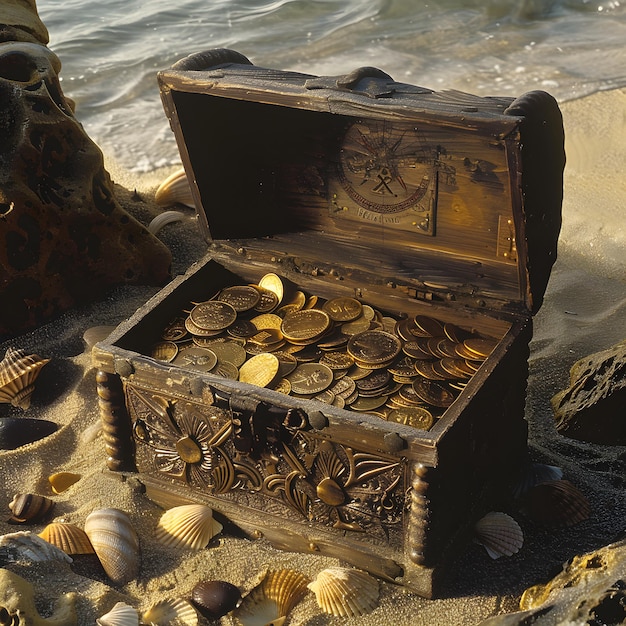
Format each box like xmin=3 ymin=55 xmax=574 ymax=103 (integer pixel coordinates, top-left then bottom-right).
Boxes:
xmin=157 ymin=49 xmax=564 ymax=316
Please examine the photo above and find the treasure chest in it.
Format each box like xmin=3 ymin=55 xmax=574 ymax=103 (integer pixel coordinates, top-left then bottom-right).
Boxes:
xmin=91 ymin=48 xmax=565 ymax=598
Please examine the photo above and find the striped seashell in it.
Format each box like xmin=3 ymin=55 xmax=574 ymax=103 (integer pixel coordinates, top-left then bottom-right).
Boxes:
xmin=511 ymin=462 xmax=564 ymax=499
xmin=0 ymin=347 xmax=50 ymax=410
xmin=84 ymin=508 xmax=140 ymax=585
xmin=142 ymin=598 xmax=198 ymax=626
xmin=155 ymin=504 xmax=222 ymax=550
xmin=8 ymin=493 xmax=54 ymax=524
xmin=234 ymin=569 xmax=308 ymax=626
xmin=520 ymin=479 xmax=591 ymax=527
xmin=307 ymin=567 xmax=379 ymax=617
xmin=96 ymin=602 xmax=139 ymax=626
xmin=154 ymin=168 xmax=195 ymax=208
xmin=474 ymin=511 xmax=524 ymax=559
xmin=0 ymin=606 xmax=20 ymax=625
xmin=0 ymin=530 xmax=72 ymax=564
xmin=38 ymin=522 xmax=94 ymax=555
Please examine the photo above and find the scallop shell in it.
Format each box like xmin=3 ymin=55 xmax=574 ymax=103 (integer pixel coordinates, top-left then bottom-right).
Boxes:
xmin=142 ymin=598 xmax=198 ymax=626
xmin=154 ymin=168 xmax=195 ymax=208
xmin=38 ymin=522 xmax=94 ymax=555
xmin=48 ymin=471 xmax=81 ymax=494
xmin=84 ymin=508 xmax=140 ymax=585
xmin=155 ymin=504 xmax=222 ymax=550
xmin=520 ymin=479 xmax=591 ymax=527
xmin=8 ymin=493 xmax=55 ymax=524
xmin=96 ymin=602 xmax=139 ymax=626
xmin=191 ymin=580 xmax=242 ymax=620
xmin=0 ymin=530 xmax=73 ymax=564
xmin=307 ymin=567 xmax=379 ymax=618
xmin=233 ymin=569 xmax=308 ymax=626
xmin=474 ymin=511 xmax=524 ymax=559
xmin=0 ymin=347 xmax=50 ymax=410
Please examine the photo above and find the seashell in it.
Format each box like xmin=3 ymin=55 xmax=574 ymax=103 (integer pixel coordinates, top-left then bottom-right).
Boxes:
xmin=48 ymin=471 xmax=81 ymax=494
xmin=0 ymin=530 xmax=73 ymax=564
xmin=154 ymin=168 xmax=195 ymax=208
xmin=234 ymin=569 xmax=308 ymax=626
xmin=474 ymin=511 xmax=524 ymax=559
xmin=84 ymin=508 xmax=140 ymax=585
xmin=307 ymin=566 xmax=379 ymax=618
xmin=8 ymin=493 xmax=54 ymax=524
xmin=519 ymin=479 xmax=591 ymax=527
xmin=0 ymin=347 xmax=50 ymax=410
xmin=96 ymin=602 xmax=139 ymax=626
xmin=511 ymin=462 xmax=564 ymax=499
xmin=82 ymin=325 xmax=116 ymax=350
xmin=0 ymin=568 xmax=77 ymax=625
xmin=142 ymin=598 xmax=198 ymax=626
xmin=38 ymin=523 xmax=94 ymax=555
xmin=148 ymin=210 xmax=186 ymax=235
xmin=0 ymin=417 xmax=57 ymax=450
xmin=155 ymin=504 xmax=222 ymax=550
xmin=191 ymin=580 xmax=241 ymax=620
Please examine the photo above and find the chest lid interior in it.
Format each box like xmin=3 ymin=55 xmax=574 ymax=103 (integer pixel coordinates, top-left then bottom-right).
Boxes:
xmin=157 ymin=49 xmax=564 ymax=316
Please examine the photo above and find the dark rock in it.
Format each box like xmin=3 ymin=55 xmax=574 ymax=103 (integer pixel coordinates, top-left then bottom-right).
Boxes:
xmin=551 ymin=340 xmax=626 ymax=445
xmin=0 ymin=40 xmax=172 ymax=337
xmin=0 ymin=416 xmax=57 ymax=449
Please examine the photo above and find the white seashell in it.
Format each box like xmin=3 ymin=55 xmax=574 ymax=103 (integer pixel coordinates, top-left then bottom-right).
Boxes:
xmin=307 ymin=567 xmax=379 ymax=618
xmin=84 ymin=508 xmax=140 ymax=585
xmin=96 ymin=601 xmax=139 ymax=626
xmin=234 ymin=569 xmax=308 ymax=626
xmin=0 ymin=347 xmax=50 ymax=409
xmin=142 ymin=598 xmax=198 ymax=626
xmin=148 ymin=210 xmax=186 ymax=235
xmin=474 ymin=511 xmax=524 ymax=559
xmin=154 ymin=168 xmax=195 ymax=208
xmin=0 ymin=531 xmax=73 ymax=564
xmin=155 ymin=504 xmax=222 ymax=550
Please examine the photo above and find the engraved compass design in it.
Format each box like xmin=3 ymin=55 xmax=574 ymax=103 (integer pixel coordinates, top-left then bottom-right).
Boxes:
xmin=334 ymin=119 xmax=437 ymax=234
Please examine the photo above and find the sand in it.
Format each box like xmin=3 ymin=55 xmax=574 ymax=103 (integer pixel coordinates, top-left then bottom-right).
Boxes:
xmin=1 ymin=88 xmax=625 ymax=625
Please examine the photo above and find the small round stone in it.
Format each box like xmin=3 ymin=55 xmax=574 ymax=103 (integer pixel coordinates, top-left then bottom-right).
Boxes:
xmin=191 ymin=579 xmax=242 ymax=619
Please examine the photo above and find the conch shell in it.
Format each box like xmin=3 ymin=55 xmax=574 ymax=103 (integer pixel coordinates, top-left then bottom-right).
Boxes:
xmin=8 ymin=493 xmax=54 ymax=524
xmin=0 ymin=347 xmax=50 ymax=409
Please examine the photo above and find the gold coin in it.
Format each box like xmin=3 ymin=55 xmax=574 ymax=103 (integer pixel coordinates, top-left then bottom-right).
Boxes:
xmin=332 ymin=395 xmax=346 ymax=409
xmin=329 ymin=376 xmax=356 ymax=399
xmin=387 ymin=407 xmax=434 ymax=430
xmin=286 ymin=362 xmax=334 ymax=395
xmin=395 ymin=318 xmax=420 ymax=342
xmin=322 ymin=297 xmax=363 ymax=322
xmin=172 ymin=346 xmax=218 ymax=371
xmin=463 ymin=337 xmax=498 ymax=359
xmin=349 ymin=395 xmax=388 ymax=412
xmin=248 ymin=328 xmax=284 ymax=347
xmin=239 ymin=353 xmax=280 ymax=388
xmin=201 ymin=340 xmax=247 ymax=367
xmin=189 ymin=301 xmax=237 ymax=331
xmin=227 ymin=319 xmax=258 ymax=338
xmin=347 ymin=330 xmax=402 ymax=366
xmin=271 ymin=378 xmax=292 ymax=394
xmin=209 ymin=361 xmax=239 ymax=380
xmin=258 ymin=273 xmax=284 ymax=303
xmin=413 ymin=315 xmax=445 ymax=337
xmin=162 ymin=317 xmax=188 ymax=341
xmin=151 ymin=341 xmax=178 ymax=362
xmin=273 ymin=351 xmax=299 ymax=377
xmin=252 ymin=286 xmax=280 ymax=312
xmin=356 ymin=369 xmax=392 ymax=392
xmin=251 ymin=313 xmax=283 ymax=330
xmin=218 ymin=285 xmax=261 ymax=312
xmin=319 ymin=351 xmax=354 ymax=370
xmin=284 ymin=290 xmax=307 ymax=310
xmin=413 ymin=360 xmax=447 ymax=381
xmin=313 ymin=389 xmax=336 ymax=405
xmin=403 ymin=340 xmax=433 ymax=360
xmin=340 ymin=315 xmax=371 ymax=336
xmin=281 ymin=309 xmax=331 ymax=342
xmin=185 ymin=315 xmax=224 ymax=337
xmin=443 ymin=322 xmax=472 ymax=343
xmin=412 ymin=378 xmax=456 ymax=408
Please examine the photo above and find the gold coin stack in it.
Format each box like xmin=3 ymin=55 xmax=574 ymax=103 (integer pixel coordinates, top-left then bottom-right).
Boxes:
xmin=151 ymin=273 xmax=499 ymax=431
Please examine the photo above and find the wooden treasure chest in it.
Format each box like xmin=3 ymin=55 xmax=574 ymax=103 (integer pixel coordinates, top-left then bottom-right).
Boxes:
xmin=92 ymin=48 xmax=565 ymax=598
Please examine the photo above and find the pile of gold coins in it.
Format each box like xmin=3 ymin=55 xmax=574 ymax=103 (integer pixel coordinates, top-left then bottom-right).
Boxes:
xmin=151 ymin=273 xmax=498 ymax=431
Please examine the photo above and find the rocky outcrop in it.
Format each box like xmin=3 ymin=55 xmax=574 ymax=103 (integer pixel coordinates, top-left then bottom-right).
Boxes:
xmin=551 ymin=340 xmax=626 ymax=445
xmin=0 ymin=3 xmax=172 ymax=337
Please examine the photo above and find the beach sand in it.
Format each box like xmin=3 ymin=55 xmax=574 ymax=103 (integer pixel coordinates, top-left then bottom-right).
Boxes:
xmin=1 ymin=87 xmax=625 ymax=625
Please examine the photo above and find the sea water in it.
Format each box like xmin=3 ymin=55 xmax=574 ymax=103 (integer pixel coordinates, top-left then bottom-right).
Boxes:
xmin=37 ymin=0 xmax=625 ymax=173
